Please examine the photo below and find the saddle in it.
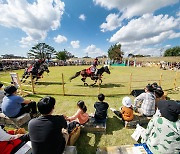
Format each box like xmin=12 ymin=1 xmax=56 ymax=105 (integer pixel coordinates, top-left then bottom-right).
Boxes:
xmin=86 ymin=67 xmax=93 ymax=76
xmin=27 ymin=65 xmax=33 ymax=73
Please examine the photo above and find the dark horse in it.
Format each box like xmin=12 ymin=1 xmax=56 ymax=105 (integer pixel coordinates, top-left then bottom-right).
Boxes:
xmin=21 ymin=64 xmax=50 ymax=83
xmin=69 ymin=66 xmax=110 ymax=86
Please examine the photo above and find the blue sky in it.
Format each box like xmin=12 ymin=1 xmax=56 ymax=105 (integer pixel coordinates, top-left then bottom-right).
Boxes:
xmin=0 ymin=0 xmax=179 ymax=58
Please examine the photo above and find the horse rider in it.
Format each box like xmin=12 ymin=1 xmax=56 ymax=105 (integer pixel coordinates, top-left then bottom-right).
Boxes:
xmin=90 ymin=58 xmax=99 ymax=77
xmin=30 ymin=59 xmax=45 ymax=75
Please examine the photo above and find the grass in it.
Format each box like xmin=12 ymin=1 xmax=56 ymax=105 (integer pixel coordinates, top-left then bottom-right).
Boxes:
xmin=0 ymin=66 xmax=180 ymax=154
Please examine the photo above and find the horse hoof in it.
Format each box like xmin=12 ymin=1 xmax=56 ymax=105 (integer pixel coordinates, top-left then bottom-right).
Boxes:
xmin=84 ymin=83 xmax=88 ymax=86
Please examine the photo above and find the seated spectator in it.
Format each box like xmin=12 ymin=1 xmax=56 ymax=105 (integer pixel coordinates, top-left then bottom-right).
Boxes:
xmin=141 ymin=100 xmax=180 ymax=154
xmin=67 ymin=100 xmax=89 ymax=125
xmin=0 ymin=125 xmax=29 ymax=154
xmin=28 ymin=96 xmax=67 ymax=154
xmin=133 ymin=84 xmax=156 ymax=117
xmin=1 ymin=85 xmax=37 ymax=118
xmin=0 ymin=83 xmax=4 ymax=112
xmin=94 ymin=93 xmax=109 ymax=123
xmin=110 ymin=96 xmax=134 ymax=122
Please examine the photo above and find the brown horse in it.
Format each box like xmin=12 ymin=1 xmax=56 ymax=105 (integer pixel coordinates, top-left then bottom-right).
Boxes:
xmin=69 ymin=66 xmax=110 ymax=86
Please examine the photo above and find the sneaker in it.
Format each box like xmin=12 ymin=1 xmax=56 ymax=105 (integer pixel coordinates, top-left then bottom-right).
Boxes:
xmin=110 ymin=108 xmax=116 ymax=112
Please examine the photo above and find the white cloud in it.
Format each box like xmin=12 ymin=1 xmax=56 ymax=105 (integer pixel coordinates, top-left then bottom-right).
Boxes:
xmin=79 ymin=14 xmax=86 ymax=21
xmin=54 ymin=35 xmax=67 ymax=43
xmin=93 ymin=0 xmax=178 ymax=19
xmin=0 ymin=0 xmax=65 ymax=47
xmin=84 ymin=44 xmax=106 ymax=57
xmin=110 ymin=14 xmax=180 ymax=46
xmin=176 ymin=11 xmax=180 ymax=17
xmin=100 ymin=13 xmax=122 ymax=32
xmin=71 ymin=40 xmax=80 ymax=48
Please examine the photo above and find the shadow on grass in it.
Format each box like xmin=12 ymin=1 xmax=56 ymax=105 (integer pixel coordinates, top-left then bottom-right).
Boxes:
xmin=35 ymin=81 xmax=63 ymax=85
xmin=106 ymin=116 xmax=124 ymax=135
xmin=76 ymin=132 xmax=102 ymax=154
xmin=75 ymin=83 xmax=125 ymax=88
xmin=24 ymin=94 xmax=44 ymax=99
xmin=100 ymin=83 xmax=125 ymax=88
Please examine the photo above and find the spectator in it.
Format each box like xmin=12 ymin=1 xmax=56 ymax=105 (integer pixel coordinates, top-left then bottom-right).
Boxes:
xmin=134 ymin=84 xmax=156 ymax=117
xmin=94 ymin=93 xmax=109 ymax=123
xmin=0 ymin=83 xmax=4 ymax=111
xmin=1 ymin=85 xmax=37 ymax=118
xmin=110 ymin=96 xmax=134 ymax=122
xmin=141 ymin=100 xmax=180 ymax=154
xmin=0 ymin=125 xmax=29 ymax=154
xmin=67 ymin=100 xmax=89 ymax=125
xmin=28 ymin=96 xmax=67 ymax=154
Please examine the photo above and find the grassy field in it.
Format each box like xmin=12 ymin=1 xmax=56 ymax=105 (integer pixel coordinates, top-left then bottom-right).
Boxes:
xmin=0 ymin=66 xmax=180 ymax=154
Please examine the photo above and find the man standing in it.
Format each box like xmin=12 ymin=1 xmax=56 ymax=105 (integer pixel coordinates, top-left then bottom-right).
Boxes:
xmin=28 ymin=96 xmax=67 ymax=154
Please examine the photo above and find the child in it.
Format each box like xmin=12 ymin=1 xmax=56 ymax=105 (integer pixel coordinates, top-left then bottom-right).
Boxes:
xmin=94 ymin=93 xmax=109 ymax=123
xmin=110 ymin=96 xmax=134 ymax=122
xmin=67 ymin=100 xmax=89 ymax=125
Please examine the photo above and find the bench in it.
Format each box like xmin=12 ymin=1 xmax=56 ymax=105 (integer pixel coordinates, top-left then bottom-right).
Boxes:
xmin=0 ymin=113 xmax=31 ymax=128
xmin=15 ymin=141 xmax=77 ymax=154
xmin=125 ymin=114 xmax=151 ymax=128
xmin=15 ymin=141 xmax=32 ymax=154
xmin=96 ymin=145 xmax=148 ymax=154
xmin=81 ymin=117 xmax=106 ymax=133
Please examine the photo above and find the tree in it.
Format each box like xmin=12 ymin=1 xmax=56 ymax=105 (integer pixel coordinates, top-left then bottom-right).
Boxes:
xmin=108 ymin=44 xmax=124 ymax=61
xmin=164 ymin=46 xmax=180 ymax=57
xmin=28 ymin=43 xmax=56 ymax=60
xmin=56 ymin=49 xmax=74 ymax=61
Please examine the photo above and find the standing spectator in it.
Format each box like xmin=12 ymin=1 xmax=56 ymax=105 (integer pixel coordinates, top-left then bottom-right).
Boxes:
xmin=110 ymin=96 xmax=134 ymax=122
xmin=94 ymin=93 xmax=109 ymax=123
xmin=28 ymin=96 xmax=67 ymax=154
xmin=141 ymin=100 xmax=180 ymax=154
xmin=134 ymin=84 xmax=156 ymax=117
xmin=2 ymin=85 xmax=37 ymax=118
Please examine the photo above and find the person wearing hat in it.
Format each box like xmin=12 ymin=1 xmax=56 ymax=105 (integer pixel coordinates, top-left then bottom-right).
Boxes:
xmin=133 ymin=84 xmax=156 ymax=117
xmin=1 ymin=85 xmax=37 ymax=118
xmin=110 ymin=96 xmax=134 ymax=122
xmin=141 ymin=100 xmax=180 ymax=154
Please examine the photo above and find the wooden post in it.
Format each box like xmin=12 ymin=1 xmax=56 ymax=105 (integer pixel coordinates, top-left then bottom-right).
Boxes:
xmin=159 ymin=73 xmax=162 ymax=86
xmin=174 ymin=72 xmax=177 ymax=90
xmin=62 ymin=73 xmax=65 ymax=96
xmin=129 ymin=73 xmax=132 ymax=94
xmin=30 ymin=73 xmax=35 ymax=94
xmin=98 ymin=79 xmax=100 ymax=94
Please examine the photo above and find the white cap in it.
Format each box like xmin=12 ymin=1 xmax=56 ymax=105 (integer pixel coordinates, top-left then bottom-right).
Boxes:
xmin=122 ymin=97 xmax=132 ymax=107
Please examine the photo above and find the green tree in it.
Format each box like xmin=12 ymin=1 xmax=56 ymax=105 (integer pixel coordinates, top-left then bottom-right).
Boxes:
xmin=108 ymin=44 xmax=124 ymax=61
xmin=28 ymin=43 xmax=56 ymax=60
xmin=164 ymin=46 xmax=180 ymax=57
xmin=56 ymin=49 xmax=74 ymax=61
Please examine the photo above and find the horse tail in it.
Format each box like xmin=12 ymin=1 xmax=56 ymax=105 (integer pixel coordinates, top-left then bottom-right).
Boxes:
xmin=69 ymin=71 xmax=81 ymax=81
